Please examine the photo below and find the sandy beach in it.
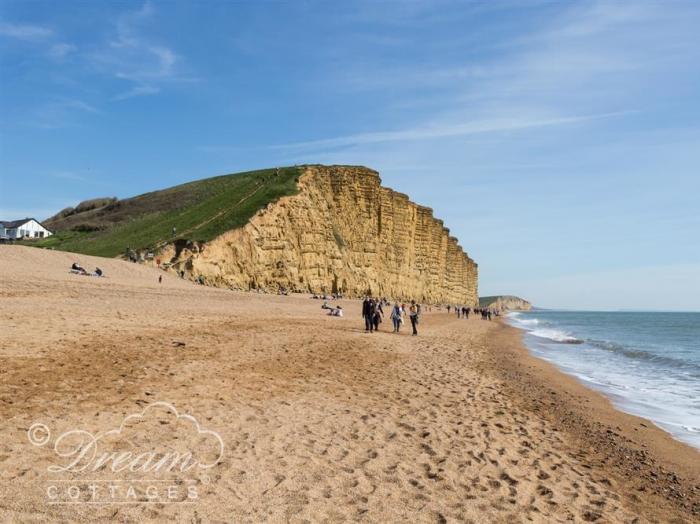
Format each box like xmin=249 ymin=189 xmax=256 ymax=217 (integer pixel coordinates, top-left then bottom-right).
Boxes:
xmin=0 ymin=245 xmax=698 ymax=523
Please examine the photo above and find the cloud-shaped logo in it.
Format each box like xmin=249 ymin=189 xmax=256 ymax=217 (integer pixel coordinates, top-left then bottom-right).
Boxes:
xmin=31 ymin=401 xmax=224 ymax=475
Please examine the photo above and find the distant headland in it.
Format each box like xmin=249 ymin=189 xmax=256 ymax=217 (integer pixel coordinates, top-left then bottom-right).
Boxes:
xmin=479 ymin=295 xmax=532 ymax=311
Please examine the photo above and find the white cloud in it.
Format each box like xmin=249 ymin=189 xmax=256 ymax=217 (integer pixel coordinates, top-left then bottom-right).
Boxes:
xmin=0 ymin=22 xmax=52 ymax=41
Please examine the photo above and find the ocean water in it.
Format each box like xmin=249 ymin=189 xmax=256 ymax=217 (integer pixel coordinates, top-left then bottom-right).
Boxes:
xmin=506 ymin=311 xmax=700 ymax=449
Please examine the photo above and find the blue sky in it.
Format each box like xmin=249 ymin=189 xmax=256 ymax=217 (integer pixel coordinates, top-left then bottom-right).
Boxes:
xmin=1 ymin=0 xmax=699 ymax=310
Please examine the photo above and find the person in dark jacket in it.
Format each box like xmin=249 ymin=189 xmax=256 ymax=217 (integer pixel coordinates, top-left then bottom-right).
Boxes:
xmin=362 ymin=297 xmax=373 ymax=332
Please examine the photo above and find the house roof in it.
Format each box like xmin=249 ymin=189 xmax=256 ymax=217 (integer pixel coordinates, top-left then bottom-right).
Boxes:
xmin=0 ymin=218 xmax=32 ymax=228
xmin=0 ymin=218 xmax=52 ymax=232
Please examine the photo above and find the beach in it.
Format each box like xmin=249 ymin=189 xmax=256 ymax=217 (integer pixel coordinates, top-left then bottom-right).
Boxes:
xmin=0 ymin=245 xmax=698 ymax=522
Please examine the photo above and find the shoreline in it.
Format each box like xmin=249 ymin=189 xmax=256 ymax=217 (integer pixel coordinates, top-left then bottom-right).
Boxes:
xmin=505 ymin=310 xmax=700 ymax=451
xmin=486 ymin=319 xmax=700 ymax=519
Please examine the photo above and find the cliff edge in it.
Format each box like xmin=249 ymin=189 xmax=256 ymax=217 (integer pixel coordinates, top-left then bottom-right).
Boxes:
xmin=164 ymin=165 xmax=478 ymax=305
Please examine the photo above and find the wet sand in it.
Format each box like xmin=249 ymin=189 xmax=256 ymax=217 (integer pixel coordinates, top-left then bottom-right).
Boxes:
xmin=0 ymin=245 xmax=698 ymax=522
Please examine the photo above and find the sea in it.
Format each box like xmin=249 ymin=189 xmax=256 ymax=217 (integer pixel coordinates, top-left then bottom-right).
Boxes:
xmin=506 ymin=310 xmax=700 ymax=450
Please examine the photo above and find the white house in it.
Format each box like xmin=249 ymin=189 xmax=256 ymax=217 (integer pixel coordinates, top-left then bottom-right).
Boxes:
xmin=0 ymin=218 xmax=53 ymax=240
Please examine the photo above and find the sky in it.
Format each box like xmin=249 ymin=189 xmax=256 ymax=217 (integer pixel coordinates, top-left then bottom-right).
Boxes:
xmin=1 ymin=0 xmax=699 ymax=310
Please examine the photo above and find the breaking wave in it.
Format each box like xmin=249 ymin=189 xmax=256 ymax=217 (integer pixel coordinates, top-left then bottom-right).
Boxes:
xmin=529 ymin=328 xmax=584 ymax=344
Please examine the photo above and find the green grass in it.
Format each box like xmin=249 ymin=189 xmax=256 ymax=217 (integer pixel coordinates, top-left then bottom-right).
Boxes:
xmin=32 ymin=166 xmax=302 ymax=257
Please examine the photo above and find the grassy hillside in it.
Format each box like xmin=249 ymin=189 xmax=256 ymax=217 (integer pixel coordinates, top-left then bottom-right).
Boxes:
xmin=33 ymin=167 xmax=301 ymax=257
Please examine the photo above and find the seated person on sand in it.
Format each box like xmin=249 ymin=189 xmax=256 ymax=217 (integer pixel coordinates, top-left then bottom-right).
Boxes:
xmin=328 ymin=305 xmax=343 ymax=317
xmin=321 ymin=301 xmax=332 ymax=310
xmin=94 ymin=267 xmax=103 ymax=277
xmin=71 ymin=262 xmax=87 ymax=275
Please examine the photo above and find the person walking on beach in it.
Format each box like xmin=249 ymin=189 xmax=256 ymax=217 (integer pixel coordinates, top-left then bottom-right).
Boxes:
xmin=409 ymin=302 xmax=419 ymax=336
xmin=390 ymin=302 xmax=403 ymax=333
xmin=362 ymin=297 xmax=373 ymax=332
xmin=158 ymin=274 xmax=162 ymax=284
xmin=447 ymin=304 xmax=451 ymax=314
xmin=372 ymin=299 xmax=383 ymax=332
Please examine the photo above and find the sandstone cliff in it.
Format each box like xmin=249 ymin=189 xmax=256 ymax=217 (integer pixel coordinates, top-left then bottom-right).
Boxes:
xmin=163 ymin=165 xmax=478 ymax=305
xmin=479 ymin=295 xmax=532 ymax=311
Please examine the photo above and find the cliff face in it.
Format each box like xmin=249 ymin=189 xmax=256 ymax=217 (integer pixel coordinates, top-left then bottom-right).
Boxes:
xmin=480 ymin=295 xmax=532 ymax=311
xmin=164 ymin=165 xmax=478 ymax=305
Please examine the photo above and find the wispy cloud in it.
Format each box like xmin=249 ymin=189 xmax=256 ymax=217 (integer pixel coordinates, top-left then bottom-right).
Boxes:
xmin=202 ymin=111 xmax=630 ymax=153
xmin=1 ymin=21 xmax=77 ymax=64
xmin=0 ymin=22 xmax=53 ymax=41
xmin=47 ymin=171 xmax=89 ymax=183
xmin=90 ymin=1 xmax=191 ymax=100
xmin=330 ymin=1 xmax=698 ymax=119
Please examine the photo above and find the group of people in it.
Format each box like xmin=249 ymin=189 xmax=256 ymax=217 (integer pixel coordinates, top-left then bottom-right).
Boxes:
xmin=445 ymin=304 xmax=497 ymax=321
xmin=362 ymin=297 xmax=421 ymax=336
xmin=446 ymin=305 xmax=473 ymax=319
xmin=475 ymin=308 xmax=497 ymax=320
xmin=70 ymin=262 xmax=103 ymax=277
xmin=312 ymin=293 xmax=344 ymax=300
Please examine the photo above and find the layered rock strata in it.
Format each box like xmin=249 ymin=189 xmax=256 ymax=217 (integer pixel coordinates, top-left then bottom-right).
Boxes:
xmin=164 ymin=165 xmax=478 ymax=305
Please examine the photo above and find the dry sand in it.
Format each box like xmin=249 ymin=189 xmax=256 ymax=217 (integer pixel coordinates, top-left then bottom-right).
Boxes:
xmin=0 ymin=245 xmax=698 ymax=523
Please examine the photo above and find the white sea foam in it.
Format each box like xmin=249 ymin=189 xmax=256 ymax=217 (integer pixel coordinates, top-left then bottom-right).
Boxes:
xmin=516 ymin=318 xmax=539 ymax=326
xmin=530 ymin=328 xmax=583 ymax=344
xmin=506 ymin=311 xmax=540 ymax=327
xmin=507 ymin=313 xmax=581 ymax=343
